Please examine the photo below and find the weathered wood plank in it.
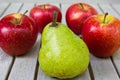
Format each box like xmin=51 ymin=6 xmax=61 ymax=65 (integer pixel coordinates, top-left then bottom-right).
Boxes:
xmin=89 ymin=3 xmax=103 ymax=14
xmin=111 ymin=4 xmax=120 ymax=77
xmin=0 ymin=3 xmax=23 ymax=18
xmin=90 ymin=55 xmax=119 ymax=80
xmin=0 ymin=3 xmax=23 ymax=80
xmin=18 ymin=3 xmax=35 ymax=16
xmin=37 ymin=67 xmax=57 ymax=80
xmin=1 ymin=2 xmax=120 ymax=80
xmin=61 ymin=4 xmax=70 ymax=25
xmin=112 ymin=4 xmax=120 ymax=15
xmin=0 ymin=3 xmax=9 ymax=17
xmin=0 ymin=48 xmax=13 ymax=80
xmin=1 ymin=0 xmax=120 ymax=4
xmin=68 ymin=69 xmax=90 ymax=80
xmin=90 ymin=4 xmax=120 ymax=80
xmin=7 ymin=3 xmax=41 ymax=80
xmin=112 ymin=49 xmax=120 ymax=77
xmin=98 ymin=3 xmax=120 ymax=19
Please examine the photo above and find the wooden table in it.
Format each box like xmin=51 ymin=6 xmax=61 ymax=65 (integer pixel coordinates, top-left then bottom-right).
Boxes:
xmin=0 ymin=2 xmax=120 ymax=80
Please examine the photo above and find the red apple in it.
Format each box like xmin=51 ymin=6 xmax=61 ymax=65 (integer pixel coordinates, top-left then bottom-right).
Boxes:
xmin=29 ymin=4 xmax=62 ymax=33
xmin=66 ymin=3 xmax=98 ymax=35
xmin=0 ymin=11 xmax=38 ymax=56
xmin=82 ymin=13 xmax=120 ymax=57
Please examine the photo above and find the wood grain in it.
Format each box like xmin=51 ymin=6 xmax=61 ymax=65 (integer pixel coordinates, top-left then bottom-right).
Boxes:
xmin=0 ymin=2 xmax=120 ymax=80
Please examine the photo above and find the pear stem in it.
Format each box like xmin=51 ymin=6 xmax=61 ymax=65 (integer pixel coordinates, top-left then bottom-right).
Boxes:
xmin=103 ymin=12 xmax=108 ymax=23
xmin=80 ymin=3 xmax=84 ymax=9
xmin=51 ymin=10 xmax=58 ymax=27
xmin=19 ymin=10 xmax=28 ymax=24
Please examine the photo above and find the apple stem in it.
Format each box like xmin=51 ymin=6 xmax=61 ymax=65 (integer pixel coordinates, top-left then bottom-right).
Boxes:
xmin=43 ymin=4 xmax=46 ymax=9
xmin=51 ymin=10 xmax=58 ymax=27
xmin=103 ymin=12 xmax=108 ymax=23
xmin=19 ymin=10 xmax=28 ymax=24
xmin=80 ymin=3 xmax=84 ymax=9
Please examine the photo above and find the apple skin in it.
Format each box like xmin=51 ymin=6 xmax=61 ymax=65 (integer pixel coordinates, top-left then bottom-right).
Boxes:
xmin=30 ymin=4 xmax=62 ymax=33
xmin=81 ymin=14 xmax=120 ymax=57
xmin=66 ymin=3 xmax=98 ymax=35
xmin=0 ymin=13 xmax=38 ymax=56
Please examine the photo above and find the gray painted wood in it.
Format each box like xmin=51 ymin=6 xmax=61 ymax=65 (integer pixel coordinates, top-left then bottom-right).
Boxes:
xmin=0 ymin=2 xmax=120 ymax=80
xmin=0 ymin=3 xmax=9 ymax=17
xmin=99 ymin=4 xmax=120 ymax=19
xmin=19 ymin=3 xmax=35 ymax=16
xmin=0 ymin=0 xmax=120 ymax=4
xmin=0 ymin=3 xmax=23 ymax=18
xmin=0 ymin=48 xmax=13 ymax=80
xmin=111 ymin=4 xmax=120 ymax=76
xmin=0 ymin=3 xmax=23 ymax=80
xmin=8 ymin=3 xmax=41 ymax=80
xmin=90 ymin=55 xmax=119 ymax=80
xmin=112 ymin=49 xmax=120 ymax=77
xmin=89 ymin=4 xmax=103 ymax=14
xmin=69 ymin=69 xmax=90 ymax=80
xmin=112 ymin=4 xmax=120 ymax=15
xmin=61 ymin=4 xmax=70 ymax=25
xmin=37 ymin=67 xmax=57 ymax=80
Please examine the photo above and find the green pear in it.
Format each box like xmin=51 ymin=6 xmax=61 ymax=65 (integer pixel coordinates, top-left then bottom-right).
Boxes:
xmin=38 ymin=11 xmax=90 ymax=79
